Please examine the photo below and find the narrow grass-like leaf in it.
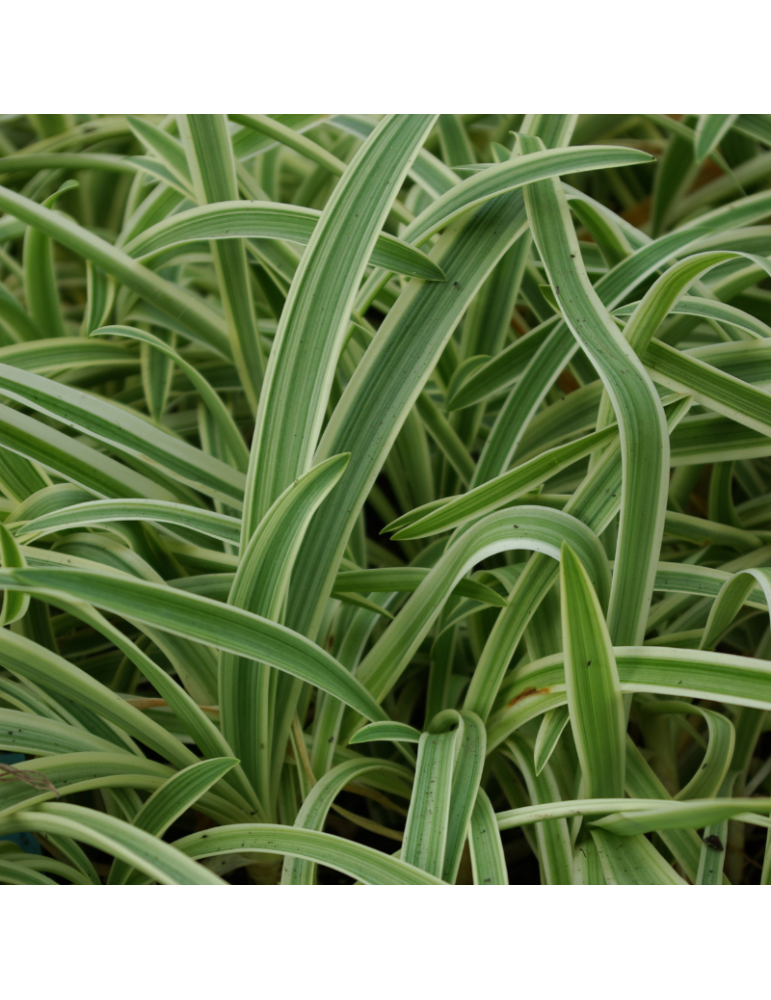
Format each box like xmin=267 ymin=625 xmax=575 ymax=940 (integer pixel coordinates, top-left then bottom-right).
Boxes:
xmin=81 ymin=263 xmax=114 ymax=337
xmin=0 ymin=707 xmax=138 ymax=758
xmin=560 ymin=542 xmax=625 ymax=798
xmin=0 ymin=402 xmax=201 ymax=503
xmin=231 ymin=114 xmax=325 ymax=159
xmin=0 ymin=860 xmax=57 ymax=884
xmin=242 ymin=115 xmax=437 ymax=542
xmin=332 ymin=568 xmax=507 ymax=608
xmin=469 ymin=788 xmax=508 ymax=885
xmin=488 ymin=645 xmax=771 ymax=751
xmin=640 ymin=701 xmax=735 ymax=801
xmin=534 ymin=707 xmax=571 ymax=776
xmin=442 ymin=711 xmax=486 ymax=883
xmin=0 ymin=280 xmax=41 ymax=342
xmin=591 ymin=829 xmax=687 ymax=885
xmin=401 ymin=711 xmax=459 ymax=878
xmin=0 ymin=753 xmax=172 ymax=819
xmin=0 ymin=522 xmax=29 ymax=625
xmin=448 ymin=227 xmax=707 ymax=416
xmin=125 ymin=202 xmax=445 ymax=281
xmin=0 ymin=854 xmax=91 ymax=885
xmin=282 ymin=757 xmax=412 ymax=885
xmin=701 ymin=567 xmax=771 ymax=651
xmin=696 ymin=772 xmax=736 ymax=885
xmin=220 ymin=454 xmax=351 ymax=816
xmin=645 ymin=340 xmax=771 ymax=437
xmin=0 ymin=802 xmax=225 ymax=885
xmin=0 ymin=336 xmax=135 ymax=373
xmin=0 ymin=566 xmax=389 ymax=723
xmin=108 ymin=757 xmax=238 ymax=885
xmin=401 ymin=145 xmax=653 ymax=247
xmin=0 ymin=627 xmax=197 ymax=770
xmin=496 ymin=796 xmax=687 ymax=828
xmin=525 ymin=159 xmax=669 ymax=646
xmin=286 ymin=189 xmax=530 ymax=644
xmin=694 ymin=115 xmax=739 ymax=162
xmin=464 ymin=397 xmax=691 ymax=724
xmin=0 ymin=364 xmax=245 ymax=504
xmin=35 ymin=592 xmax=256 ymax=810
xmin=414 ymin=392 xmax=475 ymax=486
xmin=6 ymin=111 xmax=771 ymax=885
xmin=179 ymin=114 xmax=264 ymax=409
xmin=624 ymin=737 xmax=708 ymax=883
xmin=22 ymin=183 xmax=73 ymax=339
xmin=126 ymin=116 xmax=192 ymax=190
xmin=356 ymin=506 xmax=608 ymax=704
xmin=616 ymin=296 xmax=771 ymax=340
xmin=592 ymin=798 xmax=771 ymax=836
xmin=14 ymin=498 xmax=241 ymax=547
xmin=0 ymin=183 xmax=231 ymax=356
xmin=390 ymin=425 xmax=618 ymax=540
xmin=176 ymin=823 xmax=446 ymax=885
xmin=0 ymin=152 xmax=136 ymax=178
xmin=504 ymin=734 xmax=573 ymax=884
xmin=348 ymin=722 xmax=422 ymax=745
xmin=230 ymin=114 xmax=347 ymax=177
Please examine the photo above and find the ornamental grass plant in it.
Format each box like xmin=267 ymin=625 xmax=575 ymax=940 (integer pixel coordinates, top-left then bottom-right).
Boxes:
xmin=0 ymin=113 xmax=771 ymax=885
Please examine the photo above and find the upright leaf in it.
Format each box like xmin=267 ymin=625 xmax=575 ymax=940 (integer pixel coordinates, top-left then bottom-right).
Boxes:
xmin=560 ymin=543 xmax=625 ymax=800
xmin=241 ymin=115 xmax=438 ymax=543
xmin=178 ymin=115 xmax=264 ymax=409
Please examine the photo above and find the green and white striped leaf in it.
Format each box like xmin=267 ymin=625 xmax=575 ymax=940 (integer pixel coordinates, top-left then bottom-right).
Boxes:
xmin=469 ymin=788 xmax=508 ymax=885
xmin=357 ymin=506 xmax=609 ymax=704
xmin=591 ymin=829 xmax=687 ymax=885
xmin=108 ymin=756 xmax=239 ymax=884
xmin=242 ymin=115 xmax=438 ymax=543
xmin=560 ymin=542 xmax=625 ymax=799
xmin=0 ymin=365 xmax=245 ymax=504
xmin=0 ymin=802 xmax=225 ymax=885
xmin=0 ymin=522 xmax=29 ymax=625
xmin=348 ymin=722 xmax=422 ymax=745
xmin=694 ymin=115 xmax=738 ymax=162
xmin=524 ymin=156 xmax=669 ymax=646
xmin=0 ymin=183 xmax=231 ymax=356
xmin=124 ymin=201 xmax=445 ymax=281
xmin=220 ymin=453 xmax=351 ymax=815
xmin=177 ymin=823 xmax=446 ymax=885
xmin=504 ymin=734 xmax=573 ymax=884
xmin=282 ymin=757 xmax=412 ymax=885
xmin=0 ymin=565 xmax=389 ymax=724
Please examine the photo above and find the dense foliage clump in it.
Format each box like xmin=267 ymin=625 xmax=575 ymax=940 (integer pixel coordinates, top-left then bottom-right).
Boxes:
xmin=1 ymin=114 xmax=771 ymax=884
